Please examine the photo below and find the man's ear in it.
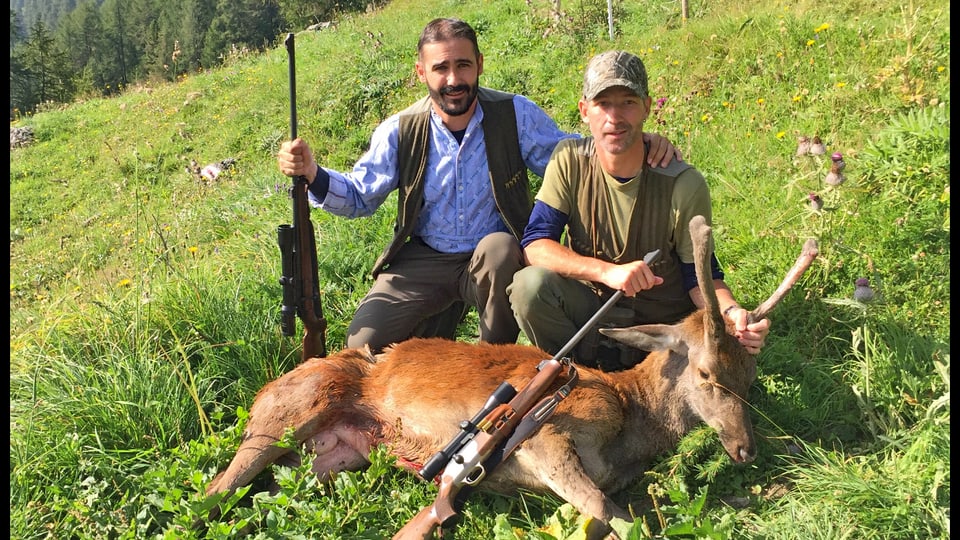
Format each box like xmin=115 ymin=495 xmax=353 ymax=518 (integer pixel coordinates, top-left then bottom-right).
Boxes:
xmin=415 ymin=61 xmax=426 ymax=82
xmin=642 ymin=96 xmax=653 ymax=119
xmin=578 ymin=99 xmax=589 ymax=122
xmin=477 ymin=53 xmax=484 ymax=77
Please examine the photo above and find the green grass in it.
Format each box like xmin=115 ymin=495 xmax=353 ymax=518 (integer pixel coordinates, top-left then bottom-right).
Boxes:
xmin=9 ymin=0 xmax=949 ymax=538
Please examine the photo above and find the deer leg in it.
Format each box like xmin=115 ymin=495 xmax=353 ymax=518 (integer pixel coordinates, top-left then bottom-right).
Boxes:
xmin=514 ymin=430 xmax=632 ymax=528
xmin=206 ymin=432 xmax=295 ymax=496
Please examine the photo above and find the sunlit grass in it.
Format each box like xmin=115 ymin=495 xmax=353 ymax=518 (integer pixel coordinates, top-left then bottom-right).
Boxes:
xmin=9 ymin=0 xmax=949 ymax=538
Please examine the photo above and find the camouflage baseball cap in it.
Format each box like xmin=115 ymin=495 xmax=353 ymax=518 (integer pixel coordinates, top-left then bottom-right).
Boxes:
xmin=582 ymin=50 xmax=649 ymax=101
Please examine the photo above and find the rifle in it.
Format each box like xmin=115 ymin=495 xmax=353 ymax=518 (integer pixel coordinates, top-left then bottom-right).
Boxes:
xmin=393 ymin=250 xmax=660 ymax=538
xmin=393 ymin=357 xmax=579 ymax=540
xmin=277 ymin=32 xmax=327 ymax=361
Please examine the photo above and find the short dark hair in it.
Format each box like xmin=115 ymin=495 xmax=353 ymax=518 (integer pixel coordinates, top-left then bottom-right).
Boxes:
xmin=417 ymin=18 xmax=480 ymax=59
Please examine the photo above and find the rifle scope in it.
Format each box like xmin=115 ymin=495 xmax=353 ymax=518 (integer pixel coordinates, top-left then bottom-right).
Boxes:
xmin=419 ymin=381 xmax=517 ymax=481
xmin=277 ymin=223 xmax=298 ymax=336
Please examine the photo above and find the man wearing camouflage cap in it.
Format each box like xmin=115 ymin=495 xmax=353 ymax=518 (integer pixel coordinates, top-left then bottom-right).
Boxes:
xmin=508 ymin=50 xmax=770 ymax=371
xmin=277 ymin=22 xmax=682 ymax=355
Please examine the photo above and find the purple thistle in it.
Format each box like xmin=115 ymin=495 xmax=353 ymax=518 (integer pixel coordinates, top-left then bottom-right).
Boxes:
xmin=809 ymin=136 xmax=826 ymax=156
xmin=853 ymin=277 xmax=875 ymax=303
xmin=808 ymin=192 xmax=823 ymax=211
xmin=831 ymin=151 xmax=846 ymax=172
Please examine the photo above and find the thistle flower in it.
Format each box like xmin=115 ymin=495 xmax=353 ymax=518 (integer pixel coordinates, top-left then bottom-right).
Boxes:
xmin=830 ymin=151 xmax=845 ymax=172
xmin=825 ymin=152 xmax=846 ymax=186
xmin=796 ymin=135 xmax=811 ymax=156
xmin=808 ymin=192 xmax=823 ymax=211
xmin=853 ymin=277 xmax=875 ymax=303
xmin=809 ymin=136 xmax=826 ymax=155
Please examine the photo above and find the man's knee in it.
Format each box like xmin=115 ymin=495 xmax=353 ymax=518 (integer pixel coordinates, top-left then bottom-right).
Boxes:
xmin=346 ymin=327 xmax=379 ymax=351
xmin=508 ymin=266 xmax=557 ymax=314
xmin=475 ymin=232 xmax=522 ymax=267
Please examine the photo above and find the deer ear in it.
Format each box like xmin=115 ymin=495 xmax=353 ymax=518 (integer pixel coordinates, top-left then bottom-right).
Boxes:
xmin=600 ymin=325 xmax=689 ymax=354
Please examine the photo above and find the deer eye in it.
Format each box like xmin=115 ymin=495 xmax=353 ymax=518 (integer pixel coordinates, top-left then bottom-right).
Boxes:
xmin=699 ymin=369 xmax=709 ymax=380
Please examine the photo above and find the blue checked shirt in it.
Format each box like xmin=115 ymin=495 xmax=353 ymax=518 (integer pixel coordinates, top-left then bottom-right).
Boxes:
xmin=311 ymin=94 xmax=579 ymax=253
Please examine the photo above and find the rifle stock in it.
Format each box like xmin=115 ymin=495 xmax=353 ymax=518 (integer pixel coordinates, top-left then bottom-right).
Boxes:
xmin=278 ymin=32 xmax=327 ymax=360
xmin=393 ymin=358 xmax=571 ymax=539
xmin=393 ymin=494 xmax=452 ymax=540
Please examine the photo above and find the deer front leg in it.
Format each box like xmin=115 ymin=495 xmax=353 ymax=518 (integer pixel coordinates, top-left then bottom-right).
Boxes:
xmin=206 ymin=431 xmax=294 ymax=496
xmin=514 ymin=429 xmax=632 ymax=538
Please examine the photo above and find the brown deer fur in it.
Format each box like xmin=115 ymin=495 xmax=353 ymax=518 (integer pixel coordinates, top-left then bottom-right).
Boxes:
xmin=204 ymin=216 xmax=818 ymax=536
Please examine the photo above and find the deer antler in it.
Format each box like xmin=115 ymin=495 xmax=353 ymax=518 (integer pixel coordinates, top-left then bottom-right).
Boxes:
xmin=688 ymin=216 xmax=721 ymax=317
xmin=749 ymin=238 xmax=819 ymax=323
xmin=688 ymin=215 xmax=725 ymax=352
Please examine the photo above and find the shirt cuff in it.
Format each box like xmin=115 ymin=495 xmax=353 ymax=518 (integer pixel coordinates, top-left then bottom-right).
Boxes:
xmin=308 ymin=168 xmax=331 ymax=202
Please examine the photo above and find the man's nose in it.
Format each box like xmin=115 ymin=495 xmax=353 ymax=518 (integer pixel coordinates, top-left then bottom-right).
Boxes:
xmin=605 ymin=106 xmax=624 ymax=121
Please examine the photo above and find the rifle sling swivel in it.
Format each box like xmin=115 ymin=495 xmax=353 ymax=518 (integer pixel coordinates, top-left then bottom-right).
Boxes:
xmin=486 ymin=359 xmax=579 ymax=471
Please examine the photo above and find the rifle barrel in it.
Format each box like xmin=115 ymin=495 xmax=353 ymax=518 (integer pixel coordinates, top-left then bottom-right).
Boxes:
xmin=284 ymin=33 xmax=298 ymax=141
xmin=551 ymin=249 xmax=661 ymax=361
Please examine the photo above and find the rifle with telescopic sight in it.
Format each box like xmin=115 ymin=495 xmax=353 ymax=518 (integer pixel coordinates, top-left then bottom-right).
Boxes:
xmin=393 ymin=249 xmax=660 ymax=539
xmin=277 ymin=32 xmax=327 ymax=361
xmin=393 ymin=355 xmax=578 ymax=540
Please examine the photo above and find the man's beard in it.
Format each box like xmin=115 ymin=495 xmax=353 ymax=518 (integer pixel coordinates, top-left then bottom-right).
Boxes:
xmin=428 ymin=82 xmax=480 ymax=117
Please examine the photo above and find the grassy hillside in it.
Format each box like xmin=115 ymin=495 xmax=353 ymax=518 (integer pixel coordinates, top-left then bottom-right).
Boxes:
xmin=10 ymin=0 xmax=949 ymax=538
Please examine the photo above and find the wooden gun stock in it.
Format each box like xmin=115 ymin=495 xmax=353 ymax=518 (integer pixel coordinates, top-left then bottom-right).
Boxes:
xmin=392 ymin=493 xmax=454 ymax=540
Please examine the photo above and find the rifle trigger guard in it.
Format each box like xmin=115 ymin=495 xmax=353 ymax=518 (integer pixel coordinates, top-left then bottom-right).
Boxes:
xmin=463 ymin=464 xmax=486 ymax=486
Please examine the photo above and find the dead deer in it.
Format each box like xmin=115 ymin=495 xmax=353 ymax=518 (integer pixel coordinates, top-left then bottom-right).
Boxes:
xmin=203 ymin=215 xmax=818 ymax=537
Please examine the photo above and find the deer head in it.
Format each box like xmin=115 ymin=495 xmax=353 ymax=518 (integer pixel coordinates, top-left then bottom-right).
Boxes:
xmin=600 ymin=215 xmax=818 ymax=463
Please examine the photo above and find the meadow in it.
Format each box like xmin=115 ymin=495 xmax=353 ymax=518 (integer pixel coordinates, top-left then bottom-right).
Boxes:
xmin=9 ymin=0 xmax=950 ymax=538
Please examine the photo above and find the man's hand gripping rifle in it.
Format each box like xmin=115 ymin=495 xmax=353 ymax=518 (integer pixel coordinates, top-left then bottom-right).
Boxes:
xmin=393 ymin=250 xmax=660 ymax=539
xmin=277 ymin=32 xmax=327 ymax=361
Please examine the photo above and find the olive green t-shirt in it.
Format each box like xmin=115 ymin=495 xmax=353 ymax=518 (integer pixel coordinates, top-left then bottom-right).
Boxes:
xmin=536 ymin=137 xmax=712 ymax=265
